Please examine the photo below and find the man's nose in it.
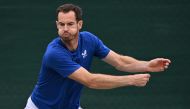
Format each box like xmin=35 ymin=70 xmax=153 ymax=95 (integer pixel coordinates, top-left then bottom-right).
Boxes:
xmin=63 ymin=25 xmax=69 ymax=31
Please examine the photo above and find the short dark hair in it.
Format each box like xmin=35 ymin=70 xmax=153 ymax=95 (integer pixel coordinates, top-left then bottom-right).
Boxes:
xmin=56 ymin=4 xmax=82 ymax=21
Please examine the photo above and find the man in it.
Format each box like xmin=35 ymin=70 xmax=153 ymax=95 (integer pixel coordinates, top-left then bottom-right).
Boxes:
xmin=25 ymin=4 xmax=171 ymax=109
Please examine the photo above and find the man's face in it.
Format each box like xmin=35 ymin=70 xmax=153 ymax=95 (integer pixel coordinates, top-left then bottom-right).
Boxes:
xmin=56 ymin=11 xmax=83 ymax=41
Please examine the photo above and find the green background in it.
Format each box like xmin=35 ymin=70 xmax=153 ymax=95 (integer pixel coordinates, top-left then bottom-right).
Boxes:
xmin=0 ymin=0 xmax=189 ymax=109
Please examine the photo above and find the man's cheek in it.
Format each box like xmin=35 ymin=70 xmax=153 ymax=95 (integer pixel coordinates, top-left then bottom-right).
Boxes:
xmin=58 ymin=29 xmax=63 ymax=34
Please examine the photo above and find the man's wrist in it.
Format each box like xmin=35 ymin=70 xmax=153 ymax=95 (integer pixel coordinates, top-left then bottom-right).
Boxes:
xmin=142 ymin=61 xmax=150 ymax=72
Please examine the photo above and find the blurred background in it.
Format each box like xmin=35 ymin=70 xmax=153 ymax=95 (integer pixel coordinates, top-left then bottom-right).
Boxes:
xmin=0 ymin=0 xmax=190 ymax=109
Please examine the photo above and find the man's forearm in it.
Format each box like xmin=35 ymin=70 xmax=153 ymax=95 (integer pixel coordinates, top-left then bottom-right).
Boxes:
xmin=87 ymin=73 xmax=133 ymax=89
xmin=87 ymin=73 xmax=150 ymax=89
xmin=116 ymin=61 xmax=148 ymax=72
xmin=103 ymin=51 xmax=170 ymax=73
xmin=69 ymin=67 xmax=150 ymax=90
xmin=116 ymin=55 xmax=149 ymax=72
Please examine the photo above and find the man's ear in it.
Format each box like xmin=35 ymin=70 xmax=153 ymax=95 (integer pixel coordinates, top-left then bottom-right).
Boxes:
xmin=78 ymin=20 xmax=83 ymax=30
xmin=56 ymin=21 xmax=59 ymax=29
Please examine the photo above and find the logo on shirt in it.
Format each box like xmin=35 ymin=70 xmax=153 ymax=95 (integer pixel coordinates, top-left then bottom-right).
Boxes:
xmin=81 ymin=50 xmax=87 ymax=58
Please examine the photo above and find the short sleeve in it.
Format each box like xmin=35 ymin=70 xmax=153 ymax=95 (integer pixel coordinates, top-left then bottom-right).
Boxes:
xmin=93 ymin=36 xmax=110 ymax=59
xmin=45 ymin=48 xmax=81 ymax=78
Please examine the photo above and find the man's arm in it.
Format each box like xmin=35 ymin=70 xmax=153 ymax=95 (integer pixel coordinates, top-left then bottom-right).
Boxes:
xmin=69 ymin=67 xmax=150 ymax=89
xmin=102 ymin=50 xmax=171 ymax=73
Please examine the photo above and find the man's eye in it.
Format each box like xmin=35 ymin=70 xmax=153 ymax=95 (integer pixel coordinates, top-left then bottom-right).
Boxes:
xmin=68 ymin=23 xmax=74 ymax=26
xmin=60 ymin=23 xmax=65 ymax=26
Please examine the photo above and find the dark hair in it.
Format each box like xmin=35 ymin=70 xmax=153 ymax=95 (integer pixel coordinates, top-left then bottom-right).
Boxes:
xmin=56 ymin=4 xmax=82 ymax=21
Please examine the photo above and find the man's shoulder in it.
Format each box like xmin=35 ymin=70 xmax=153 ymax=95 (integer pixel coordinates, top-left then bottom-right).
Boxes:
xmin=80 ymin=31 xmax=96 ymax=37
xmin=48 ymin=37 xmax=60 ymax=46
xmin=47 ymin=37 xmax=65 ymax=49
xmin=45 ymin=37 xmax=68 ymax=56
xmin=80 ymin=31 xmax=99 ymax=41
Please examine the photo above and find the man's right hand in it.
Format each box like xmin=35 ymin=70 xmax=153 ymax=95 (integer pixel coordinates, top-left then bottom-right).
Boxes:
xmin=129 ymin=74 xmax=151 ymax=87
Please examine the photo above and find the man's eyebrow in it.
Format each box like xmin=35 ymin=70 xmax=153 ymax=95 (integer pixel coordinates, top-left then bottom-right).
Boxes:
xmin=57 ymin=21 xmax=64 ymax=24
xmin=58 ymin=21 xmax=75 ymax=24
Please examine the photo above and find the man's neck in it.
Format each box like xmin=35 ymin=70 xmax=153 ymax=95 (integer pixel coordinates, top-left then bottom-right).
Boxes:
xmin=61 ymin=37 xmax=78 ymax=51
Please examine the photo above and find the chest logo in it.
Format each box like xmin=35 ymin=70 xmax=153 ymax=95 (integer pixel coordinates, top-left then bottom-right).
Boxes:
xmin=82 ymin=50 xmax=87 ymax=58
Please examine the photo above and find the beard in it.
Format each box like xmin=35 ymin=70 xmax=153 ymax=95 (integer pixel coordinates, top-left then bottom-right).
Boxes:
xmin=59 ymin=30 xmax=78 ymax=42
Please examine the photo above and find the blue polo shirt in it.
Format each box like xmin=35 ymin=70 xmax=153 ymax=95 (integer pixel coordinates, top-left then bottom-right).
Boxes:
xmin=31 ymin=31 xmax=110 ymax=109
